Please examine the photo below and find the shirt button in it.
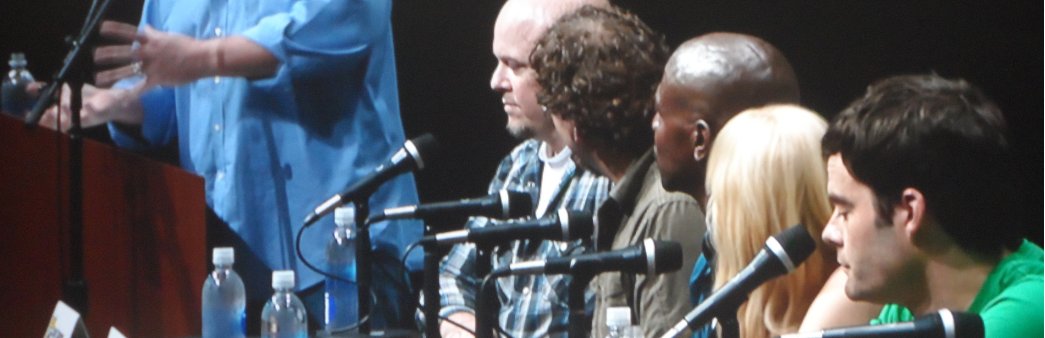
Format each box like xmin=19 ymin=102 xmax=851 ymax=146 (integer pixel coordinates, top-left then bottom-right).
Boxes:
xmin=522 ymin=287 xmax=531 ymax=295
xmin=216 ymin=170 xmax=225 ymax=181
xmin=213 ymin=76 xmax=221 ymax=84
xmin=213 ymin=124 xmax=222 ymax=132
xmin=214 ymin=27 xmax=224 ymax=37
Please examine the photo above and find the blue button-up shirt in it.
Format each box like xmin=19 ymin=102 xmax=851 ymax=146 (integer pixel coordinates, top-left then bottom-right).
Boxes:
xmin=109 ymin=0 xmax=421 ymax=298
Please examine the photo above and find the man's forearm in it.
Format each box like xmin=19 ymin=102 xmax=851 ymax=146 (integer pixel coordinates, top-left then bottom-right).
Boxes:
xmin=202 ymin=36 xmax=280 ymax=79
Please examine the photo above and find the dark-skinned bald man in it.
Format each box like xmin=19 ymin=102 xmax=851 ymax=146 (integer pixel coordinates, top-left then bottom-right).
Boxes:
xmin=649 ymin=32 xmax=799 ymax=337
xmin=652 ymin=32 xmax=799 ymax=207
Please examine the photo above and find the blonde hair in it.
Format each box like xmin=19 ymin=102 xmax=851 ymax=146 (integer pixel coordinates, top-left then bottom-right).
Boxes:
xmin=706 ymin=104 xmax=834 ymax=338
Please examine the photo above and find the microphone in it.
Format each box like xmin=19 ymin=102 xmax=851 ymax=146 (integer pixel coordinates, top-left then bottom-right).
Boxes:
xmin=370 ymin=190 xmax=532 ymax=224
xmin=420 ymin=208 xmax=592 ymax=246
xmin=661 ymin=224 xmax=817 ymax=338
xmin=493 ymin=238 xmax=683 ymax=277
xmin=776 ymin=309 xmax=983 ymax=338
xmin=303 ymin=134 xmax=438 ymax=226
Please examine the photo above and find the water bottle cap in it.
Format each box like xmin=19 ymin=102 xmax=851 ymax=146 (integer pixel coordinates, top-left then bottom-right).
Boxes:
xmin=272 ymin=270 xmax=295 ymax=289
xmin=606 ymin=306 xmax=631 ymax=327
xmin=9 ymin=53 xmax=26 ymax=68
xmin=212 ymin=247 xmax=235 ymax=265
xmin=334 ymin=206 xmax=355 ymax=227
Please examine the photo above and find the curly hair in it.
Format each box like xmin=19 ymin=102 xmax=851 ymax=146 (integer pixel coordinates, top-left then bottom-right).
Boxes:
xmin=531 ymin=5 xmax=669 ymax=157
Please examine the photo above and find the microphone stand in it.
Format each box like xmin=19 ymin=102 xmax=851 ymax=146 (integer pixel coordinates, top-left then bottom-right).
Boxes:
xmin=474 ymin=243 xmax=497 ymax=338
xmin=718 ymin=312 xmax=740 ymax=338
xmin=355 ymin=200 xmax=373 ymax=334
xmin=24 ymin=0 xmax=117 ymax=316
xmin=421 ymin=239 xmax=446 ymax=338
xmin=567 ymin=274 xmax=594 ymax=338
xmin=665 ymin=295 xmax=746 ymax=338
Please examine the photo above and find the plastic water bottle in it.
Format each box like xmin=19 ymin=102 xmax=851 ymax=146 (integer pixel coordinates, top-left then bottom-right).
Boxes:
xmin=201 ymin=247 xmax=246 ymax=338
xmin=261 ymin=270 xmax=308 ymax=338
xmin=324 ymin=206 xmax=359 ymax=333
xmin=2 ymin=53 xmax=35 ymax=117
xmin=605 ymin=306 xmax=641 ymax=338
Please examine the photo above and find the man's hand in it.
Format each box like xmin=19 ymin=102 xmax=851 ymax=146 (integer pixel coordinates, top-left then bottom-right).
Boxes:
xmin=95 ymin=21 xmax=218 ymax=88
xmin=134 ymin=25 xmax=220 ymax=87
xmin=440 ymin=311 xmax=478 ymax=338
xmin=93 ymin=20 xmax=278 ymax=89
xmin=93 ymin=21 xmax=141 ymax=88
xmin=39 ymin=83 xmax=144 ymax=132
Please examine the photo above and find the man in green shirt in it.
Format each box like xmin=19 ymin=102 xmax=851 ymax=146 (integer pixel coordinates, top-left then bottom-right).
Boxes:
xmin=819 ymin=74 xmax=1043 ymax=337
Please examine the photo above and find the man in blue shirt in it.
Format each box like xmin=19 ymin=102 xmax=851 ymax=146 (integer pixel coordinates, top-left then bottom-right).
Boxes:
xmin=43 ymin=0 xmax=420 ymax=331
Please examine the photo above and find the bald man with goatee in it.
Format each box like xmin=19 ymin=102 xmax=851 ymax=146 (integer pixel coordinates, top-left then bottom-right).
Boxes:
xmin=434 ymin=0 xmax=610 ymax=337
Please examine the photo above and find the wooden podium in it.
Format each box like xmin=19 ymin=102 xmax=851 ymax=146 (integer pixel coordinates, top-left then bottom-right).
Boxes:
xmin=0 ymin=114 xmax=207 ymax=337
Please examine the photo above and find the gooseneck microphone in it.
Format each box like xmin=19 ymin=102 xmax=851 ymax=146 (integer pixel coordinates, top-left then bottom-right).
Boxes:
xmin=776 ymin=309 xmax=983 ymax=338
xmin=369 ymin=190 xmax=531 ymax=224
xmin=492 ymin=238 xmax=683 ymax=277
xmin=303 ymin=134 xmax=438 ymax=226
xmin=420 ymin=208 xmax=592 ymax=246
xmin=661 ymin=224 xmax=817 ymax=338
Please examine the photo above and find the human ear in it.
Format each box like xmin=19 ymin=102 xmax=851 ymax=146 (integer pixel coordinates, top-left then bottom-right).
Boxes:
xmin=693 ymin=119 xmax=711 ymax=161
xmin=898 ymin=188 xmax=927 ymax=239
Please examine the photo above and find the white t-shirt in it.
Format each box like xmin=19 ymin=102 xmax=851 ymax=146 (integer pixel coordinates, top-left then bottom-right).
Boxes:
xmin=536 ymin=143 xmax=572 ymax=218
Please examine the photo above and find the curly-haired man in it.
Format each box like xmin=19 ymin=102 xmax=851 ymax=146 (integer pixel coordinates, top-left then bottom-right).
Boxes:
xmin=532 ymin=5 xmax=704 ymax=337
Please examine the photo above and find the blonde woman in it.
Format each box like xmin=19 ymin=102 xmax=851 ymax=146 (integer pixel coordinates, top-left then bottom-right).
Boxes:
xmin=702 ymin=104 xmax=835 ymax=337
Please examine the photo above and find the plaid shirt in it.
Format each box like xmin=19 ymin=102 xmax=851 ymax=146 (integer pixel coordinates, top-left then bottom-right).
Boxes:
xmin=438 ymin=139 xmax=611 ymax=337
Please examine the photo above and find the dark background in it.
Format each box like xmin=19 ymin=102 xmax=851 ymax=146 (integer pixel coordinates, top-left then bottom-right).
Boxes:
xmin=2 ymin=0 xmax=1040 ymax=242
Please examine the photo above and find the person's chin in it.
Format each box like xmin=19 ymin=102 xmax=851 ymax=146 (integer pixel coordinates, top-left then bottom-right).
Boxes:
xmin=506 ymin=123 xmax=534 ymax=140
xmin=843 ymin=280 xmax=876 ymax=303
xmin=657 ymin=166 xmax=690 ymax=193
xmin=659 ymin=176 xmax=680 ymax=192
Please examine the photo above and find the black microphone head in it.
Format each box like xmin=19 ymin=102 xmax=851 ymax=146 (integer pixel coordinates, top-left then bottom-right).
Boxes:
xmin=503 ymin=190 xmax=533 ymax=219
xmin=645 ymin=239 xmax=683 ymax=275
xmin=765 ymin=224 xmax=816 ymax=274
xmin=940 ymin=309 xmax=983 ymax=338
xmin=405 ymin=133 xmax=439 ymax=169
xmin=559 ymin=209 xmax=594 ymax=241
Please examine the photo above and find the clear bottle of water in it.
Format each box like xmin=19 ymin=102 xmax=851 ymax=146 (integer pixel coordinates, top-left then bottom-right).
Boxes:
xmin=324 ymin=206 xmax=359 ymax=333
xmin=605 ymin=306 xmax=641 ymax=338
xmin=202 ymin=247 xmax=246 ymax=338
xmin=2 ymin=53 xmax=36 ymax=117
xmin=261 ymin=270 xmax=308 ymax=338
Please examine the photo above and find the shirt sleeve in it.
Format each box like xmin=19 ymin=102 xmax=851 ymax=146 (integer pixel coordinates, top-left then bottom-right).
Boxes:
xmin=978 ymin=279 xmax=1044 ymax=338
xmin=435 ymin=151 xmax=519 ymax=315
xmin=239 ymin=0 xmax=391 ymax=89
xmin=108 ymin=86 xmax=177 ymax=149
xmin=438 ymin=238 xmax=481 ymax=316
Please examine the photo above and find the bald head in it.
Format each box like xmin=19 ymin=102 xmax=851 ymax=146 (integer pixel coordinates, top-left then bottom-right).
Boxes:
xmin=662 ymin=32 xmax=799 ymax=129
xmin=498 ymin=0 xmax=609 ymax=34
xmin=493 ymin=0 xmax=609 ymax=66
xmin=652 ymin=32 xmax=798 ymax=201
xmin=491 ymin=0 xmax=609 ymax=143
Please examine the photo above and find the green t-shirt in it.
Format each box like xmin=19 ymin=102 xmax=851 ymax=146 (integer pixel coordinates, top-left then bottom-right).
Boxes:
xmin=872 ymin=240 xmax=1044 ymax=337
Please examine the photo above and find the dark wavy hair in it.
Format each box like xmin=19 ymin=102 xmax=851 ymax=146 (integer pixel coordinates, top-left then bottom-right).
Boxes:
xmin=531 ymin=5 xmax=669 ymax=157
xmin=823 ymin=74 xmax=1020 ymax=257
